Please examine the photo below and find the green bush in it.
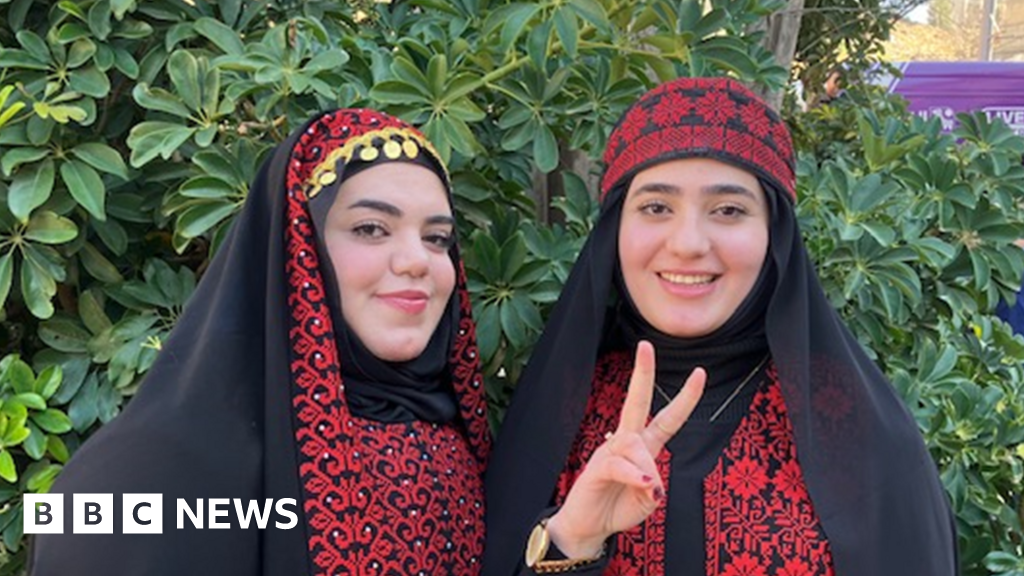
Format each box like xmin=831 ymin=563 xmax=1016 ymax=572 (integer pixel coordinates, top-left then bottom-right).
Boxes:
xmin=0 ymin=1 xmax=1021 ymax=573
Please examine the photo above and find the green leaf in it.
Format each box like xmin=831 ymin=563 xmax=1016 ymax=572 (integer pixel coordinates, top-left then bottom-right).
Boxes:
xmin=0 ymin=451 xmax=15 ymax=483
xmin=20 ymin=247 xmax=58 ymax=319
xmin=110 ymin=0 xmax=135 ymax=19
xmin=67 ymin=39 xmax=96 ymax=68
xmin=496 ymin=3 xmax=542 ymax=53
xmin=167 ymin=50 xmax=201 ymax=112
xmin=31 ymin=409 xmax=73 ymax=434
xmin=57 ymin=22 xmax=91 ymax=44
xmin=113 ymin=19 xmax=152 ymax=39
xmin=0 ymin=253 xmax=13 ymax=311
xmin=194 ymin=17 xmax=244 ymax=55
xmin=39 ymin=317 xmax=91 ymax=353
xmin=533 ymin=124 xmax=558 ymax=173
xmin=22 ymin=424 xmax=46 ymax=460
xmin=8 ymin=158 xmax=55 ymax=222
xmin=1 ymin=147 xmax=49 ymax=177
xmin=426 ymin=54 xmax=448 ymax=97
xmin=179 ymin=176 xmax=235 ymax=199
xmin=71 ymin=142 xmax=129 ymax=180
xmin=47 ymin=436 xmax=70 ymax=463
xmin=91 ymin=217 xmax=128 ymax=255
xmin=36 ymin=365 xmax=63 ymax=399
xmin=26 ymin=114 xmax=55 ymax=145
xmin=527 ymin=20 xmax=552 ymax=70
xmin=79 ymin=242 xmax=124 ymax=283
xmin=304 ymin=49 xmax=348 ymax=73
xmin=60 ymin=159 xmax=107 ymax=220
xmin=68 ymin=66 xmax=110 ymax=98
xmin=132 ymin=83 xmax=192 ymax=118
xmin=57 ymin=0 xmax=88 ymax=21
xmin=113 ymin=47 xmax=139 ymax=79
xmin=6 ymin=359 xmax=35 ymax=394
xmin=25 ymin=211 xmax=79 ymax=244
xmin=0 ymin=49 xmax=50 ymax=71
xmin=33 ymin=102 xmax=88 ymax=124
xmin=127 ymin=121 xmax=196 ymax=167
xmin=16 ymin=31 xmax=50 ymax=63
xmin=176 ymin=201 xmax=237 ymax=239
xmin=369 ymin=81 xmax=431 ymax=105
xmin=79 ymin=290 xmax=112 ymax=335
xmin=553 ymin=6 xmax=579 ymax=59
xmin=14 ymin=393 xmax=46 ymax=411
xmin=88 ymin=0 xmax=113 ymax=40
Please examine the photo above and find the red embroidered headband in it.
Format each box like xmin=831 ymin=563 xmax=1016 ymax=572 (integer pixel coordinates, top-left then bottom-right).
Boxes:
xmin=600 ymin=77 xmax=796 ymax=202
xmin=295 ymin=109 xmax=449 ymax=201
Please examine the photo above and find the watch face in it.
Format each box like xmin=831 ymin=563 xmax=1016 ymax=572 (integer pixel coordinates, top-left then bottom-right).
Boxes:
xmin=525 ymin=522 xmax=550 ymax=567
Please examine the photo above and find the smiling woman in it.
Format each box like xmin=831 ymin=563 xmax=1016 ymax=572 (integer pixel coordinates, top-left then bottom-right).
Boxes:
xmin=484 ymin=77 xmax=957 ymax=576
xmin=30 ymin=110 xmax=490 ymax=576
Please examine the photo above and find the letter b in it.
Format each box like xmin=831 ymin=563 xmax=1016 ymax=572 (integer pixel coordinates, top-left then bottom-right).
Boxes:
xmin=23 ymin=494 xmax=63 ymax=534
xmin=73 ymin=494 xmax=113 ymax=534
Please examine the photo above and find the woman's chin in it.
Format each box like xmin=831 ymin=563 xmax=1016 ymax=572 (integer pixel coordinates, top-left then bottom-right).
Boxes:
xmin=363 ymin=338 xmax=429 ymax=363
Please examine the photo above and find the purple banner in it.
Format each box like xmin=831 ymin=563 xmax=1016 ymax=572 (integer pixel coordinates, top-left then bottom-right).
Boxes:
xmin=880 ymin=62 xmax=1024 ymax=135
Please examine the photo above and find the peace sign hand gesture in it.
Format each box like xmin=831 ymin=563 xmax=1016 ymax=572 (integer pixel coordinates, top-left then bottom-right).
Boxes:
xmin=544 ymin=340 xmax=706 ymax=559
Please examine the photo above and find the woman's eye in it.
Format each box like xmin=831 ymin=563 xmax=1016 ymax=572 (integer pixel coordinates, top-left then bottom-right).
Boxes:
xmin=639 ymin=202 xmax=670 ymax=215
xmin=352 ymin=222 xmax=387 ymax=238
xmin=715 ymin=205 xmax=748 ymax=217
xmin=425 ymin=232 xmax=455 ymax=250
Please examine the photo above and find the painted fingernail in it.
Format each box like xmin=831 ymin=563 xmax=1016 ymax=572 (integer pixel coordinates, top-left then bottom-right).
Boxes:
xmin=641 ymin=475 xmax=653 ymax=484
xmin=653 ymin=487 xmax=665 ymax=502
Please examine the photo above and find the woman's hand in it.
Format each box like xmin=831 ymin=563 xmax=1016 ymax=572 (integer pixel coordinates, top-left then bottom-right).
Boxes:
xmin=545 ymin=340 xmax=706 ymax=558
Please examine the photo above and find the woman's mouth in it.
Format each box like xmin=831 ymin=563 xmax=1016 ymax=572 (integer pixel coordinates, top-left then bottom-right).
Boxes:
xmin=378 ymin=290 xmax=430 ymax=314
xmin=658 ymin=272 xmax=716 ymax=285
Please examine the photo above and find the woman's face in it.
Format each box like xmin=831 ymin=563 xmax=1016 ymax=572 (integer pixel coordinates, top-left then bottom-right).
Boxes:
xmin=618 ymin=157 xmax=769 ymax=338
xmin=324 ymin=162 xmax=456 ymax=362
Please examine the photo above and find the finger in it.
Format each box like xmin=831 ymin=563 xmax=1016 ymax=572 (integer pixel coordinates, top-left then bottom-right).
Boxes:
xmin=617 ymin=340 xmax=656 ymax=433
xmin=643 ymin=367 xmax=707 ymax=451
xmin=604 ymin=433 xmax=662 ymax=485
xmin=599 ymin=456 xmax=659 ymax=491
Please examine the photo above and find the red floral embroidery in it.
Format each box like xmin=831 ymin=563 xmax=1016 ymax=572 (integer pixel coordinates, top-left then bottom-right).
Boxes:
xmin=652 ymin=91 xmax=691 ymax=128
xmin=705 ymin=375 xmax=834 ymax=576
xmin=601 ymin=78 xmax=796 ymax=202
xmin=723 ymin=458 xmax=769 ymax=500
xmin=697 ymin=90 xmax=736 ymax=126
xmin=557 ymin=355 xmax=834 ymax=576
xmin=722 ymin=553 xmax=769 ymax=576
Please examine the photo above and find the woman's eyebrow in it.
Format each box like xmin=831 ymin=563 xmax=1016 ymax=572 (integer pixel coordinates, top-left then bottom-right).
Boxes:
xmin=632 ymin=182 xmax=680 ymax=196
xmin=348 ymin=199 xmax=401 ymax=216
xmin=702 ymin=183 xmax=758 ymax=199
xmin=632 ymin=182 xmax=758 ymax=199
xmin=427 ymin=215 xmax=456 ymax=226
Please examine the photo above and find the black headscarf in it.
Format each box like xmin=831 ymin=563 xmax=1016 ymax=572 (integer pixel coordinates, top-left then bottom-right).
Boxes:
xmin=483 ymin=78 xmax=957 ymax=575
xmin=30 ymin=109 xmax=490 ymax=575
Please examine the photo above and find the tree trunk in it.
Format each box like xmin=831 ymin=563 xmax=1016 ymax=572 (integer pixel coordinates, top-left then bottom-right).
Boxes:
xmin=755 ymin=0 xmax=806 ymax=110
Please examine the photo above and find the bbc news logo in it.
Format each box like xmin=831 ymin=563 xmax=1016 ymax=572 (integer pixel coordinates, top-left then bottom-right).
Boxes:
xmin=24 ymin=494 xmax=298 ymax=534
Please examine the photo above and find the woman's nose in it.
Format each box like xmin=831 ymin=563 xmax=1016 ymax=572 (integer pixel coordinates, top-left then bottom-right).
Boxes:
xmin=665 ymin=217 xmax=711 ymax=256
xmin=391 ymin=233 xmax=430 ymax=277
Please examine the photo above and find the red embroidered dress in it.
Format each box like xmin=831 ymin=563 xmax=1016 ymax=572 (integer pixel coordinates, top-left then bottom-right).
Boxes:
xmin=284 ymin=110 xmax=489 ymax=575
xmin=555 ymin=351 xmax=835 ymax=576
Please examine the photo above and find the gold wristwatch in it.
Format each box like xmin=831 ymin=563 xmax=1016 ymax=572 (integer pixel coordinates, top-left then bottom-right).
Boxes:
xmin=525 ymin=517 xmax=605 ymax=574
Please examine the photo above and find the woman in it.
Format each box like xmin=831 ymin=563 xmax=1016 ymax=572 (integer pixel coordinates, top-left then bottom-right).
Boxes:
xmin=31 ymin=109 xmax=490 ymax=575
xmin=484 ymin=78 xmax=957 ymax=575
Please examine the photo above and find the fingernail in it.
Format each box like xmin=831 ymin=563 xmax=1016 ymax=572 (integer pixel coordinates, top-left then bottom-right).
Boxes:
xmin=653 ymin=487 xmax=665 ymax=502
xmin=641 ymin=475 xmax=653 ymax=484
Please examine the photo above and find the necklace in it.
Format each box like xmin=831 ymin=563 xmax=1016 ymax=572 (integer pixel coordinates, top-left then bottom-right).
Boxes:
xmin=653 ymin=353 xmax=770 ymax=422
